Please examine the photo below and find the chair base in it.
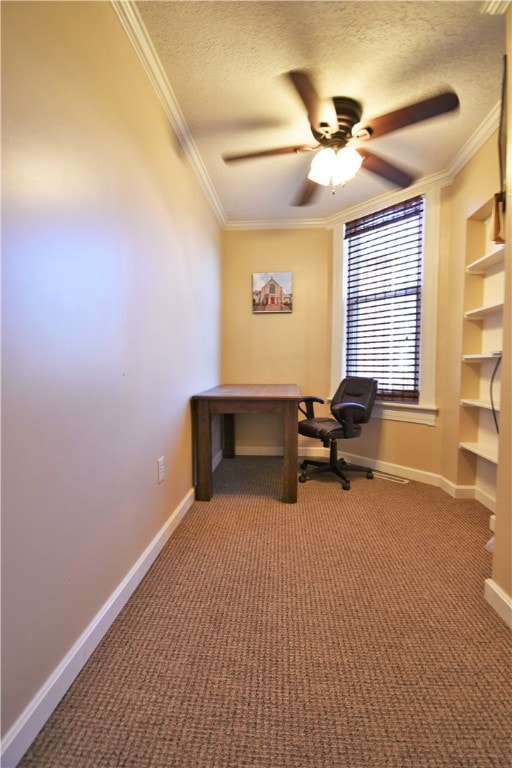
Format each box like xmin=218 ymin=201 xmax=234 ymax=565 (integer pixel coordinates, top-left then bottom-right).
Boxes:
xmin=298 ymin=443 xmax=374 ymax=491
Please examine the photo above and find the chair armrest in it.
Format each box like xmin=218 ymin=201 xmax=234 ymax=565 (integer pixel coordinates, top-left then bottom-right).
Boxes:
xmin=298 ymin=396 xmax=324 ymax=419
xmin=331 ymin=401 xmax=366 ymax=436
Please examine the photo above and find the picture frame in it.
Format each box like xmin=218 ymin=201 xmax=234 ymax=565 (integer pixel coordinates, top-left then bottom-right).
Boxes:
xmin=252 ymin=272 xmax=293 ymax=314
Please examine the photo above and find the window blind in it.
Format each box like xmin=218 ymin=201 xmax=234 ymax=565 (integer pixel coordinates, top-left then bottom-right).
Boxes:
xmin=344 ymin=196 xmax=424 ymax=403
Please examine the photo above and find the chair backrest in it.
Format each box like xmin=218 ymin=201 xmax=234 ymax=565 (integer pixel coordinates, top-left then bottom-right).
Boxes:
xmin=331 ymin=377 xmax=378 ymax=425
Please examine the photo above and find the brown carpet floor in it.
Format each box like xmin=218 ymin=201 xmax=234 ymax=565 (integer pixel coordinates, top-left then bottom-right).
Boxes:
xmin=19 ymin=457 xmax=512 ymax=767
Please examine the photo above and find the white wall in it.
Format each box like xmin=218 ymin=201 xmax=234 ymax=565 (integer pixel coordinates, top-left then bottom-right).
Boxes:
xmin=1 ymin=0 xmax=221 ymax=751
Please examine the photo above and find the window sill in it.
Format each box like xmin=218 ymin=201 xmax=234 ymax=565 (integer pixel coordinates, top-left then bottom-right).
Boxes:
xmin=373 ymin=401 xmax=438 ymax=426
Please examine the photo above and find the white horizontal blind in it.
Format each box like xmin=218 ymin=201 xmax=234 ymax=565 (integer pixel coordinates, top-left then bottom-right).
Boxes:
xmin=344 ymin=196 xmax=424 ymax=402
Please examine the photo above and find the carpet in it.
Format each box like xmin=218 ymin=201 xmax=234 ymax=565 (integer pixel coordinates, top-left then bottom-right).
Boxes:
xmin=18 ymin=457 xmax=512 ymax=767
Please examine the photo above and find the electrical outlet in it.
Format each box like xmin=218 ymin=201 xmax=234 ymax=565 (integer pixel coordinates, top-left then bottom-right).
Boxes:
xmin=157 ymin=456 xmax=165 ymax=484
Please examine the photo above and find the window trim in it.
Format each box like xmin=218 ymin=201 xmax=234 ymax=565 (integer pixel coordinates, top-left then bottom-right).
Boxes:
xmin=331 ymin=186 xmax=441 ymax=426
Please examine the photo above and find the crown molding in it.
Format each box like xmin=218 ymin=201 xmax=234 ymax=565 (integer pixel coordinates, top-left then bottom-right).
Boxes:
xmin=224 ymin=217 xmax=330 ymax=231
xmin=324 ymin=170 xmax=453 ymax=228
xmin=223 ymin=171 xmax=452 ymax=231
xmin=111 ymin=0 xmax=227 ymax=227
xmin=448 ymin=102 xmax=500 ymax=177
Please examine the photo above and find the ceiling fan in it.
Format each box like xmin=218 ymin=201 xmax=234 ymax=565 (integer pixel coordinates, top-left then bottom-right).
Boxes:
xmin=223 ymin=71 xmax=460 ymax=206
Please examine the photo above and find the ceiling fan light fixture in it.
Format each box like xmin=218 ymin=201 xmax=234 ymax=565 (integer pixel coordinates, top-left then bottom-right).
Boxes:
xmin=308 ymin=146 xmax=363 ymax=187
xmin=307 ymin=147 xmax=337 ymax=185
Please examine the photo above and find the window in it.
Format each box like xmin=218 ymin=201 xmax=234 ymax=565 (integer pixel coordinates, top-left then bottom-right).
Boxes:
xmin=332 ymin=186 xmax=440 ymax=426
xmin=344 ymin=195 xmax=424 ymax=403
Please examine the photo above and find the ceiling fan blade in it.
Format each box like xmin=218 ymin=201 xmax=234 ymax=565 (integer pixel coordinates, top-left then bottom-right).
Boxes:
xmin=288 ymin=70 xmax=338 ymax=138
xmin=293 ymin=177 xmax=320 ymax=206
xmin=356 ymin=91 xmax=459 ymax=140
xmin=223 ymin=145 xmax=314 ymax=162
xmin=358 ymin=149 xmax=415 ymax=188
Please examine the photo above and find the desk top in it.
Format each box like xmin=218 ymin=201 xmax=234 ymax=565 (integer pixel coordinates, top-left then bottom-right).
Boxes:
xmin=191 ymin=384 xmax=300 ymax=400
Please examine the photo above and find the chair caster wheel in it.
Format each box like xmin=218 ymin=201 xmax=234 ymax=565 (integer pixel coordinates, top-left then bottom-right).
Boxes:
xmin=342 ymin=481 xmax=350 ymax=491
xmin=366 ymin=471 xmax=374 ymax=479
xmin=299 ymin=473 xmax=307 ymax=483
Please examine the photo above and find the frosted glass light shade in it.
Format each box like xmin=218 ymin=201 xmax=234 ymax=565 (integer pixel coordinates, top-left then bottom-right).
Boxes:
xmin=332 ymin=147 xmax=363 ymax=184
xmin=308 ymin=146 xmax=363 ymax=187
xmin=307 ymin=148 xmax=336 ymax=185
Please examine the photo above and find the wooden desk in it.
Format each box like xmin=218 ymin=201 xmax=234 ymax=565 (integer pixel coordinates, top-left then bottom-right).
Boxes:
xmin=191 ymin=384 xmax=300 ymax=503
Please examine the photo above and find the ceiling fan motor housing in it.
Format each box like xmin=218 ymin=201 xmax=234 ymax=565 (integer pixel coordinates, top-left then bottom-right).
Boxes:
xmin=313 ymin=97 xmax=363 ymax=146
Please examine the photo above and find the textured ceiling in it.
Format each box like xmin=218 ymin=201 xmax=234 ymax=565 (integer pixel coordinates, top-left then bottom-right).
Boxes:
xmin=135 ymin=1 xmax=506 ymax=225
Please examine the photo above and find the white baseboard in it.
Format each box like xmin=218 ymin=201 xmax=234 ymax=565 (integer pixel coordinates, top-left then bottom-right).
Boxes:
xmin=474 ymin=487 xmax=497 ymax=512
xmin=1 ymin=489 xmax=195 ymax=768
xmin=237 ymin=446 xmax=284 ymax=456
xmin=484 ymin=579 xmax=512 ymax=628
xmin=220 ymin=446 xmax=450 ymax=484
xmin=236 ymin=446 xmax=498 ymax=512
xmin=296 ymin=446 xmax=497 ymax=509
xmin=437 ymin=475 xmax=476 ymax=499
xmin=297 ymin=446 xmax=466 ymax=493
xmin=365 ymin=456 xmax=495 ymax=510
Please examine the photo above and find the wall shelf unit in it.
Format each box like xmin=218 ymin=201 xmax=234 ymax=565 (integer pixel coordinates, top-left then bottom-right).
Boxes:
xmin=459 ymin=198 xmax=504 ymax=503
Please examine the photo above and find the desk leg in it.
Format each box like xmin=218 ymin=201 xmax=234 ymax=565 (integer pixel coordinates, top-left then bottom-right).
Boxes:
xmin=195 ymin=400 xmax=212 ymax=501
xmin=282 ymin=402 xmax=298 ymax=503
xmin=222 ymin=414 xmax=235 ymax=458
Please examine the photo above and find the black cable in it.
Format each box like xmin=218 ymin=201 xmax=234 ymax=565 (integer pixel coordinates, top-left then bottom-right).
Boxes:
xmin=490 ymin=353 xmax=502 ymax=434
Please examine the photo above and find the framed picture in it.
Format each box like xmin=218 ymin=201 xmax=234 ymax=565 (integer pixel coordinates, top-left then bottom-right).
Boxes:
xmin=252 ymin=272 xmax=293 ymax=313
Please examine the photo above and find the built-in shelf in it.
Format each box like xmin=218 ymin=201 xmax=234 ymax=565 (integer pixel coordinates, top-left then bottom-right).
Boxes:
xmin=459 ymin=441 xmax=498 ymax=464
xmin=466 ymin=245 xmax=505 ymax=274
xmin=459 ymin=198 xmax=503 ymax=504
xmin=460 ymin=398 xmax=500 ymax=411
xmin=464 ymin=302 xmax=504 ymax=320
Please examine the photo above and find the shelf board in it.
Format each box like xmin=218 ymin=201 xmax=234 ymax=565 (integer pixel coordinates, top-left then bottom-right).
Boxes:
xmin=459 ymin=442 xmax=498 ymax=464
xmin=463 ymin=353 xmax=502 ymax=363
xmin=460 ymin=398 xmax=500 ymax=411
xmin=464 ymin=302 xmax=504 ymax=320
xmin=466 ymin=245 xmax=505 ymax=274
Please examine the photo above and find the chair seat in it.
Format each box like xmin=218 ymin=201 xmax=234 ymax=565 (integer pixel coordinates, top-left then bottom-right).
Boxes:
xmin=299 ymin=417 xmax=361 ymax=442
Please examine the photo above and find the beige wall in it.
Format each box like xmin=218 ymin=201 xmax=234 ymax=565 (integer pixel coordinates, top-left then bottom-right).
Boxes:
xmin=222 ymin=228 xmax=333 ymax=447
xmin=222 ymin=225 xmax=448 ymax=474
xmin=1 ymin=1 xmax=221 ymax=737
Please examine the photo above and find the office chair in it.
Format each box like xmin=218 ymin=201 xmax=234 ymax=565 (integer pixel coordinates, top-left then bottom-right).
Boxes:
xmin=298 ymin=376 xmax=378 ymax=490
